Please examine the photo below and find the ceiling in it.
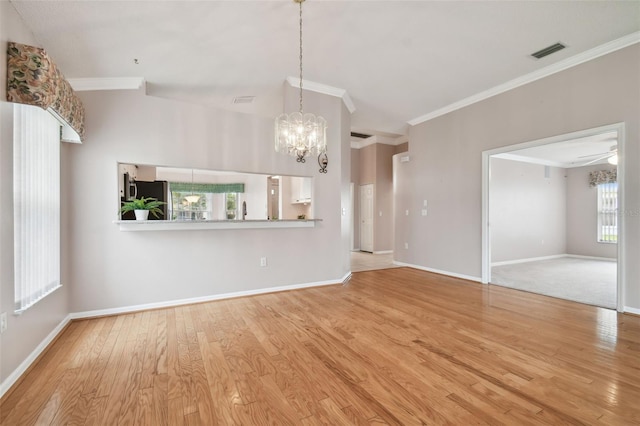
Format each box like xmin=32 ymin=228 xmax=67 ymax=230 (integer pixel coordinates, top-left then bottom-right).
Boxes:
xmin=493 ymin=131 xmax=619 ymax=169
xmin=9 ymin=1 xmax=640 ymax=138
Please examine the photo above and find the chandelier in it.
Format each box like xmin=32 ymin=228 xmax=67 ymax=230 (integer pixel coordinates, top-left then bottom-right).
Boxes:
xmin=275 ymin=0 xmax=327 ymax=163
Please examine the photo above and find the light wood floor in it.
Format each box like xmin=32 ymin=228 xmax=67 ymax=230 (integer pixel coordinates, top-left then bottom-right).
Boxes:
xmin=2 ymin=267 xmax=639 ymax=425
xmin=350 ymin=251 xmax=400 ymax=272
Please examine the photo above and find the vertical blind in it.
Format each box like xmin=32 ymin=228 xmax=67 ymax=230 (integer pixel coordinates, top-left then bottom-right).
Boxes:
xmin=597 ymin=182 xmax=618 ymax=243
xmin=13 ymin=104 xmax=62 ymax=313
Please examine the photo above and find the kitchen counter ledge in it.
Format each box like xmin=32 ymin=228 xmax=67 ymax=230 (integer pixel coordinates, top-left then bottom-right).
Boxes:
xmin=114 ymin=219 xmax=322 ymax=231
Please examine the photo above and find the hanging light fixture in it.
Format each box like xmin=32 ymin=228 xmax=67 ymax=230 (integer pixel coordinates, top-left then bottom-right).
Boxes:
xmin=275 ymin=0 xmax=327 ymax=163
xmin=184 ymin=169 xmax=200 ymax=204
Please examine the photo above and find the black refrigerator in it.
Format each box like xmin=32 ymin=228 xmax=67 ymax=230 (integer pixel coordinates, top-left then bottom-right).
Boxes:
xmin=121 ymin=174 xmax=169 ymax=220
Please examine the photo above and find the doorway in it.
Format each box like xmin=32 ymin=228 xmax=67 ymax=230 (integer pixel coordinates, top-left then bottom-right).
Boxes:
xmin=267 ymin=176 xmax=280 ymax=220
xmin=360 ymin=184 xmax=374 ymax=252
xmin=482 ymin=123 xmax=625 ymax=311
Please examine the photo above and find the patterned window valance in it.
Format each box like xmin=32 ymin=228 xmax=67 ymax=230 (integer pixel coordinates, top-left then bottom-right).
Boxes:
xmin=7 ymin=42 xmax=85 ymax=142
xmin=169 ymin=182 xmax=245 ymax=194
xmin=589 ymin=169 xmax=617 ymax=187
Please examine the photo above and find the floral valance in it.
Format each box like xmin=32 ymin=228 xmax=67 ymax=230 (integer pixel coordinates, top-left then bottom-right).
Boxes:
xmin=169 ymin=182 xmax=245 ymax=194
xmin=589 ymin=169 xmax=617 ymax=187
xmin=7 ymin=42 xmax=85 ymax=142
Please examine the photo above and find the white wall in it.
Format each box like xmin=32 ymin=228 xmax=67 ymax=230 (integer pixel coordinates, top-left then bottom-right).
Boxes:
xmin=395 ymin=44 xmax=640 ymax=311
xmin=490 ymin=159 xmax=567 ymax=263
xmin=67 ymin=84 xmax=350 ymax=314
xmin=566 ymin=164 xmax=618 ymax=259
xmin=0 ymin=2 xmax=71 ymax=388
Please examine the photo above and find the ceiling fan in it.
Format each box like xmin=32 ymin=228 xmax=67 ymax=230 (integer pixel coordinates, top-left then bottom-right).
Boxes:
xmin=577 ymin=144 xmax=618 ymax=166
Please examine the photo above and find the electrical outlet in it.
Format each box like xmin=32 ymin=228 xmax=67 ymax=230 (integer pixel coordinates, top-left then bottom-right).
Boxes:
xmin=0 ymin=312 xmax=7 ymax=333
xmin=421 ymin=209 xmax=428 ymax=216
xmin=260 ymin=257 xmax=267 ymax=267
xmin=404 ymin=242 xmax=409 ymax=250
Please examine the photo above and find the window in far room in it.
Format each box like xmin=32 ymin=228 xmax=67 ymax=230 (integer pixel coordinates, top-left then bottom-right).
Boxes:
xmin=597 ymin=182 xmax=618 ymax=243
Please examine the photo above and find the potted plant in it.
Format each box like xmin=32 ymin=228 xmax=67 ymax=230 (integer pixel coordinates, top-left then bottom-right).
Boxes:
xmin=119 ymin=197 xmax=166 ymax=221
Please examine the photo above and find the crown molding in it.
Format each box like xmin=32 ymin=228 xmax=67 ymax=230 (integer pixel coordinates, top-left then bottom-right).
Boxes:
xmin=286 ymin=76 xmax=356 ymax=113
xmin=68 ymin=77 xmax=146 ymax=91
xmin=408 ymin=31 xmax=640 ymax=126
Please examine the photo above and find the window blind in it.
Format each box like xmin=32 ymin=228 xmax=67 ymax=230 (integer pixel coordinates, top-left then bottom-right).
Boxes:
xmin=13 ymin=104 xmax=62 ymax=313
xmin=169 ymin=182 xmax=244 ymax=193
xmin=597 ymin=182 xmax=618 ymax=244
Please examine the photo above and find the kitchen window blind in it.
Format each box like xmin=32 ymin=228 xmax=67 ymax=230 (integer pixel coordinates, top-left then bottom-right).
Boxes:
xmin=168 ymin=182 xmax=244 ymax=193
xmin=13 ymin=104 xmax=62 ymax=313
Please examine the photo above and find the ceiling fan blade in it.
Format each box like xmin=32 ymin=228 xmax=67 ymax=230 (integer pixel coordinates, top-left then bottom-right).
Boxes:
xmin=578 ymin=152 xmax=608 ymax=159
xmin=577 ymin=147 xmax=617 ymax=159
xmin=579 ymin=153 xmax=613 ymax=166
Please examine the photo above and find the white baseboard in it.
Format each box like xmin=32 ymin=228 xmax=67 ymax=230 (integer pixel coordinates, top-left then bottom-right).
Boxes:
xmin=566 ymin=254 xmax=617 ymax=262
xmin=70 ymin=273 xmax=350 ymax=320
xmin=624 ymin=306 xmax=640 ymax=316
xmin=373 ymin=250 xmax=393 ymax=255
xmin=392 ymin=261 xmax=482 ymax=283
xmin=491 ymin=254 xmax=566 ymax=267
xmin=0 ymin=314 xmax=72 ymax=399
xmin=492 ymin=254 xmax=617 ymax=267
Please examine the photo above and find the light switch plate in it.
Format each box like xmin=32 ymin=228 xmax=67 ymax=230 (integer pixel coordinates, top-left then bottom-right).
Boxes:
xmin=0 ymin=312 xmax=7 ymax=333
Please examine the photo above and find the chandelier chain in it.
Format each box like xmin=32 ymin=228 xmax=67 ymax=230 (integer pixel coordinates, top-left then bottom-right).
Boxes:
xmin=299 ymin=0 xmax=303 ymax=114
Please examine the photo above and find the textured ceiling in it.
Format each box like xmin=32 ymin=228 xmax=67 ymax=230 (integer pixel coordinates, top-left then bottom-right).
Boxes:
xmin=9 ymin=0 xmax=640 ymax=138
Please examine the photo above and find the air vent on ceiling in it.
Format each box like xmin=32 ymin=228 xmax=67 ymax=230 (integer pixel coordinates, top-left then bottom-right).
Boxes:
xmin=531 ymin=42 xmax=566 ymax=59
xmin=232 ymin=96 xmax=255 ymax=104
xmin=350 ymin=132 xmax=372 ymax=139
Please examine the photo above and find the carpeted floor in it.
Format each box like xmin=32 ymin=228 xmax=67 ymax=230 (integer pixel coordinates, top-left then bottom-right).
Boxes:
xmin=491 ymin=257 xmax=617 ymax=309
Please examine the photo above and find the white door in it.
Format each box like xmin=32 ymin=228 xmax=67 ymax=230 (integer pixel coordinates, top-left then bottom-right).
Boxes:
xmin=360 ymin=184 xmax=374 ymax=252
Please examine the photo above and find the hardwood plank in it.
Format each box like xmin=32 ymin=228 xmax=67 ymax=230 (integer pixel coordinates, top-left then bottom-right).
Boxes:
xmin=195 ymin=331 xmax=241 ymax=423
xmin=139 ymin=310 xmax=160 ymax=390
xmin=1 ymin=320 xmax=90 ymax=425
xmin=2 ymin=267 xmax=639 ymax=425
xmin=165 ymin=308 xmax=183 ymax=402
xmin=151 ymin=373 xmax=169 ymax=426
xmin=132 ymin=387 xmax=154 ymax=426
xmin=167 ymin=397 xmax=184 ymax=426
xmin=83 ymin=395 xmax=108 ymax=426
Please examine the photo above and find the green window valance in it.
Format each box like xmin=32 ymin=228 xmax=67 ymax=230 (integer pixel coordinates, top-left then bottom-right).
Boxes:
xmin=589 ymin=169 xmax=617 ymax=187
xmin=169 ymin=182 xmax=245 ymax=193
xmin=7 ymin=42 xmax=85 ymax=142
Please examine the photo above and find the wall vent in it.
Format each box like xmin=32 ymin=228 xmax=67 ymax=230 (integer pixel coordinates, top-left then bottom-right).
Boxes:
xmin=233 ymin=96 xmax=255 ymax=104
xmin=531 ymin=42 xmax=566 ymax=59
xmin=350 ymin=132 xmax=372 ymax=139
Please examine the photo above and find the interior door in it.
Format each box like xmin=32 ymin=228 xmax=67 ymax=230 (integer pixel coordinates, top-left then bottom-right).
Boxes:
xmin=267 ymin=176 xmax=280 ymax=220
xmin=360 ymin=184 xmax=374 ymax=252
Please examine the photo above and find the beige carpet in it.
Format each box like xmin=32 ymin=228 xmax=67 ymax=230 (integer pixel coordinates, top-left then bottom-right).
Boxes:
xmin=491 ymin=257 xmax=616 ymax=309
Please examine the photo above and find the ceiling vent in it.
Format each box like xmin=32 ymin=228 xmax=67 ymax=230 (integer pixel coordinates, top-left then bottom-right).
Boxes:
xmin=531 ymin=42 xmax=566 ymax=59
xmin=350 ymin=131 xmax=372 ymax=139
xmin=232 ymin=96 xmax=255 ymax=104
